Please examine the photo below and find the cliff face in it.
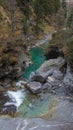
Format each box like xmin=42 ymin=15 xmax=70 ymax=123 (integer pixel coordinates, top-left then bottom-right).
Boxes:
xmin=0 ymin=0 xmax=55 ymax=85
xmin=0 ymin=1 xmax=31 ymax=84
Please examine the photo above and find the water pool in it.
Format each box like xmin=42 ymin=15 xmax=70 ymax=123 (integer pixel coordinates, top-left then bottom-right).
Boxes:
xmin=23 ymin=47 xmax=45 ymax=79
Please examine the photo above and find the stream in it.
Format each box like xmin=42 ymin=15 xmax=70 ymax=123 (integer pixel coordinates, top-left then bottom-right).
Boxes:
xmin=23 ymin=47 xmax=46 ymax=79
xmin=0 ymin=34 xmax=73 ymax=124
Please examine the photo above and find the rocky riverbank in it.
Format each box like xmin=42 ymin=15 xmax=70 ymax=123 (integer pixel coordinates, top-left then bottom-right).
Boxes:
xmin=19 ymin=56 xmax=73 ymax=98
xmin=0 ymin=56 xmax=73 ymax=118
xmin=0 ymin=117 xmax=73 ymax=130
xmin=0 ymin=32 xmax=53 ymax=88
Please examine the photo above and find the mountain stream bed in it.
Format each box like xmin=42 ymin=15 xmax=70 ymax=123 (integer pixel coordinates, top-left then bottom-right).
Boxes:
xmin=0 ymin=46 xmax=73 ymax=123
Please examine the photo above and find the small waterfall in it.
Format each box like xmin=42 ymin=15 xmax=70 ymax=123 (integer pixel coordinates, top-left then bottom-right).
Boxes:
xmin=4 ymin=90 xmax=25 ymax=109
xmin=29 ymin=71 xmax=35 ymax=81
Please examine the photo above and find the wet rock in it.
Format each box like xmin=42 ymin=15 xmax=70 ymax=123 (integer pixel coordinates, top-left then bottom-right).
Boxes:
xmin=0 ymin=105 xmax=17 ymax=115
xmin=47 ymin=76 xmax=55 ymax=82
xmin=31 ymin=73 xmax=46 ymax=83
xmin=16 ymin=80 xmax=27 ymax=88
xmin=0 ymin=92 xmax=17 ymax=115
xmin=26 ymin=81 xmax=42 ymax=94
xmin=47 ymin=75 xmax=62 ymax=89
xmin=31 ymin=69 xmax=54 ymax=83
xmin=52 ymin=70 xmax=63 ymax=80
xmin=42 ymin=82 xmax=51 ymax=90
xmin=37 ymin=57 xmax=66 ymax=73
xmin=0 ymin=118 xmax=73 ymax=130
xmin=63 ymin=65 xmax=73 ymax=94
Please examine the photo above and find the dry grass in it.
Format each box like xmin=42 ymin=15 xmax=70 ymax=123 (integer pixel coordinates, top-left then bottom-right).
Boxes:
xmin=39 ymin=23 xmax=55 ymax=33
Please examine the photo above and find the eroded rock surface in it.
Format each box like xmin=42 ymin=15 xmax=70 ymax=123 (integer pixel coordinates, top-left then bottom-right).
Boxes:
xmin=26 ymin=81 xmax=42 ymax=94
xmin=0 ymin=118 xmax=73 ymax=130
xmin=37 ymin=57 xmax=66 ymax=73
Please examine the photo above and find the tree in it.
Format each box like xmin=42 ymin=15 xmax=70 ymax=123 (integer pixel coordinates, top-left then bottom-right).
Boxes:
xmin=55 ymin=7 xmax=65 ymax=30
xmin=67 ymin=8 xmax=73 ymax=27
xmin=62 ymin=0 xmax=67 ymax=17
xmin=34 ymin=0 xmax=43 ymax=33
xmin=5 ymin=0 xmax=17 ymax=38
xmin=16 ymin=0 xmax=61 ymax=34
xmin=34 ymin=0 xmax=61 ymax=33
xmin=54 ymin=0 xmax=61 ymax=13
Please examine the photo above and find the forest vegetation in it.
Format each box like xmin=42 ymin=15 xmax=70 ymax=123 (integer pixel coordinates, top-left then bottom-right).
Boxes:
xmin=0 ymin=0 xmax=73 ymax=80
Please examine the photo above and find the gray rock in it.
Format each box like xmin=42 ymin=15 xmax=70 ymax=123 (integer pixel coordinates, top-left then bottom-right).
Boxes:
xmin=42 ymin=82 xmax=51 ymax=90
xmin=47 ymin=76 xmax=62 ymax=89
xmin=37 ymin=57 xmax=65 ymax=73
xmin=63 ymin=65 xmax=73 ymax=94
xmin=31 ymin=69 xmax=54 ymax=83
xmin=52 ymin=70 xmax=63 ymax=80
xmin=26 ymin=81 xmax=42 ymax=94
xmin=67 ymin=85 xmax=73 ymax=93
xmin=0 ymin=118 xmax=73 ymax=130
xmin=0 ymin=105 xmax=17 ymax=115
xmin=63 ymin=66 xmax=73 ymax=85
xmin=31 ymin=73 xmax=46 ymax=83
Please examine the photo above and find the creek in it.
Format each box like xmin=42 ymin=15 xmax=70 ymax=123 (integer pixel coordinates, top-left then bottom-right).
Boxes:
xmin=23 ymin=47 xmax=46 ymax=79
xmin=0 ymin=35 xmax=73 ymax=123
xmin=17 ymin=47 xmax=73 ymax=121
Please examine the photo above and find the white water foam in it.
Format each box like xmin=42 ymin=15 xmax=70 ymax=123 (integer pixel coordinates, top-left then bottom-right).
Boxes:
xmin=16 ymin=80 xmax=27 ymax=87
xmin=29 ymin=71 xmax=35 ymax=81
xmin=4 ymin=90 xmax=25 ymax=109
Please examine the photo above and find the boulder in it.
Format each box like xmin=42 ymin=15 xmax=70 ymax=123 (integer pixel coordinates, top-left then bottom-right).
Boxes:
xmin=52 ymin=70 xmax=63 ymax=80
xmin=47 ymin=76 xmax=62 ymax=89
xmin=42 ymin=82 xmax=51 ymax=90
xmin=31 ymin=69 xmax=54 ymax=83
xmin=31 ymin=73 xmax=46 ymax=83
xmin=37 ymin=57 xmax=66 ymax=73
xmin=47 ymin=76 xmax=55 ymax=82
xmin=26 ymin=81 xmax=42 ymax=94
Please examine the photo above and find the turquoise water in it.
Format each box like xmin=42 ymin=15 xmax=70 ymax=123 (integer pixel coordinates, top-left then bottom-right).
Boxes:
xmin=19 ymin=92 xmax=58 ymax=119
xmin=20 ymin=47 xmax=58 ymax=119
xmin=19 ymin=46 xmax=70 ymax=120
xmin=23 ymin=47 xmax=45 ymax=79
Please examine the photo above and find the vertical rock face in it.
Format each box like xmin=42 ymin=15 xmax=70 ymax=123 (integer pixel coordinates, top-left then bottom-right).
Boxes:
xmin=0 ymin=118 xmax=73 ymax=130
xmin=0 ymin=1 xmax=32 ymax=84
